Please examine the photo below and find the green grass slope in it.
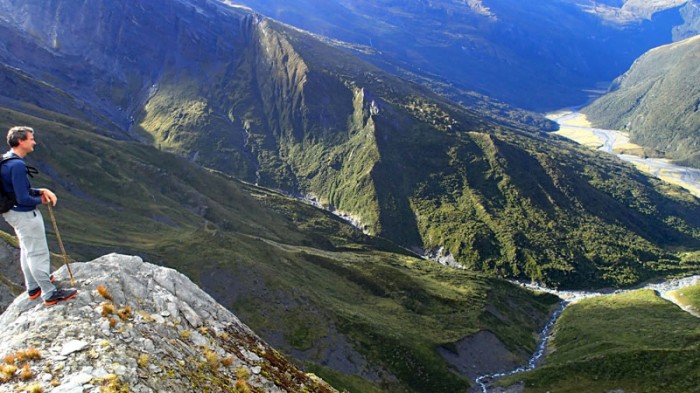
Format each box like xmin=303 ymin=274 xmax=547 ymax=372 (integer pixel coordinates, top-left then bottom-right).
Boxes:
xmin=133 ymin=18 xmax=700 ymax=289
xmin=503 ymin=289 xmax=700 ymax=393
xmin=3 ymin=0 xmax=700 ymax=289
xmin=0 ymin=107 xmax=560 ymax=393
xmin=669 ymin=281 xmax=700 ymax=315
xmin=583 ymin=34 xmax=700 ymax=169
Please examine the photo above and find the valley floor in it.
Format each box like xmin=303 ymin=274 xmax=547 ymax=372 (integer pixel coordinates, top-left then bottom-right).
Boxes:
xmin=547 ymin=110 xmax=700 ymax=198
xmin=475 ymin=274 xmax=700 ymax=392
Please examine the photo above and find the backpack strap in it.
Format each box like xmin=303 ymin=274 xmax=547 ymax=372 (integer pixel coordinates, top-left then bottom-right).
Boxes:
xmin=1 ymin=155 xmax=40 ymax=177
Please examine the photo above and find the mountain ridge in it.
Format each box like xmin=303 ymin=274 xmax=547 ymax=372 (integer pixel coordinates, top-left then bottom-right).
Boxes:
xmin=229 ymin=0 xmax=700 ymax=110
xmin=0 ymin=106 xmax=561 ymax=392
xmin=0 ymin=1 xmax=699 ymax=391
xmin=1 ymin=0 xmax=700 ymax=290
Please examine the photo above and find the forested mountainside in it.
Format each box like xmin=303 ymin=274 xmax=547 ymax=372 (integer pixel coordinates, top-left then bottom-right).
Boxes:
xmin=230 ymin=0 xmax=700 ymax=110
xmin=1 ymin=1 xmax=700 ymax=392
xmin=1 ymin=0 xmax=699 ymax=289
xmin=583 ymin=34 xmax=700 ymax=169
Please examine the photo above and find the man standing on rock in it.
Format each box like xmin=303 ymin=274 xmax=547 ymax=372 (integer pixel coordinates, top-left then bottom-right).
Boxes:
xmin=1 ymin=126 xmax=77 ymax=306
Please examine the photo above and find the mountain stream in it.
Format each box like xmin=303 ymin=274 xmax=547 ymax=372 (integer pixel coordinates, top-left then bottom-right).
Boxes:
xmin=474 ymin=275 xmax=700 ymax=392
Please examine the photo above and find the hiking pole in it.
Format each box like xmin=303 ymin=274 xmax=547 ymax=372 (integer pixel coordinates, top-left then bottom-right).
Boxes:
xmin=47 ymin=203 xmax=75 ymax=286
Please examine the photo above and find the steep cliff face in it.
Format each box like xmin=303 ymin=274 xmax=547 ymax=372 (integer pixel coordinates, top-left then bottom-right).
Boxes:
xmin=0 ymin=253 xmax=336 ymax=393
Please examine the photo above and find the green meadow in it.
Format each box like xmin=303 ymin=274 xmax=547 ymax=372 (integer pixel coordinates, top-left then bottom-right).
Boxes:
xmin=502 ymin=289 xmax=700 ymax=393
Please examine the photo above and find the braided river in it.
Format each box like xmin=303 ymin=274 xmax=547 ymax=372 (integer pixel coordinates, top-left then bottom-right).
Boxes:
xmin=474 ymin=111 xmax=699 ymax=392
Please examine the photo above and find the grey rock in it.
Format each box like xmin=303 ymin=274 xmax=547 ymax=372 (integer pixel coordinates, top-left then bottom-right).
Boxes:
xmin=0 ymin=253 xmax=336 ymax=393
xmin=0 ymin=239 xmax=23 ymax=313
xmin=60 ymin=340 xmax=89 ymax=356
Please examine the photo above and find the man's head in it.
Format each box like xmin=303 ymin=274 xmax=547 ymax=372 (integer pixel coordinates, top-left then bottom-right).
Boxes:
xmin=7 ymin=126 xmax=36 ymax=156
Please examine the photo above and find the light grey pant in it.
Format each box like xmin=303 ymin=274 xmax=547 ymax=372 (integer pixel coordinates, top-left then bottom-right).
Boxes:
xmin=3 ymin=209 xmax=56 ymax=300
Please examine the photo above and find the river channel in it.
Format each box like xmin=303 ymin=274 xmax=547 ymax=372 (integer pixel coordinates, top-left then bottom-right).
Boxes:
xmin=472 ymin=110 xmax=700 ymax=392
xmin=473 ymin=275 xmax=700 ymax=392
xmin=547 ymin=110 xmax=700 ymax=198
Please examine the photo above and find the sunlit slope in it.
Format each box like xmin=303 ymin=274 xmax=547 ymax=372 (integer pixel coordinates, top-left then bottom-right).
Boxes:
xmin=583 ymin=35 xmax=700 ymax=169
xmin=136 ymin=18 xmax=700 ymax=289
xmin=2 ymin=0 xmax=700 ymax=290
xmin=502 ymin=289 xmax=700 ymax=393
xmin=669 ymin=281 xmax=700 ymax=315
xmin=0 ymin=107 xmax=559 ymax=393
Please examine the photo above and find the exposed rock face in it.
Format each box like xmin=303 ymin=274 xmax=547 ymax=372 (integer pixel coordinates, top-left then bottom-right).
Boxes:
xmin=439 ymin=330 xmax=523 ymax=381
xmin=0 ymin=253 xmax=336 ymax=393
xmin=0 ymin=238 xmax=22 ymax=312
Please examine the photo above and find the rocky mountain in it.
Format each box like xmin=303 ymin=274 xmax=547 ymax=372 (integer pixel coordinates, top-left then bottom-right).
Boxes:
xmin=1 ymin=0 xmax=700 ymax=290
xmin=0 ymin=253 xmax=336 ymax=392
xmin=229 ymin=0 xmax=700 ymax=110
xmin=0 ymin=0 xmax=698 ymax=391
xmin=583 ymin=34 xmax=700 ymax=169
xmin=0 ymin=112 xmax=561 ymax=393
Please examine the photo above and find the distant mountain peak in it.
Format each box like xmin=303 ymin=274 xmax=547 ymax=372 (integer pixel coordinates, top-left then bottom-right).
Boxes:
xmin=466 ymin=0 xmax=497 ymax=19
xmin=578 ymin=0 xmax=690 ymax=24
xmin=0 ymin=254 xmax=336 ymax=393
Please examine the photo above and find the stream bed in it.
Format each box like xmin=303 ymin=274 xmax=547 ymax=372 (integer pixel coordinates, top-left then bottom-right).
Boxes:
xmin=473 ymin=275 xmax=700 ymax=392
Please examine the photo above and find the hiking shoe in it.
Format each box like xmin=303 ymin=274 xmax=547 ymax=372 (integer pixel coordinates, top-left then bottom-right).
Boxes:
xmin=27 ymin=287 xmax=41 ymax=300
xmin=26 ymin=275 xmax=56 ymax=300
xmin=44 ymin=288 xmax=77 ymax=306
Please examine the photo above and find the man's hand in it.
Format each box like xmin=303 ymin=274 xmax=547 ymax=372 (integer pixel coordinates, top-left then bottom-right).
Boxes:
xmin=40 ymin=189 xmax=57 ymax=206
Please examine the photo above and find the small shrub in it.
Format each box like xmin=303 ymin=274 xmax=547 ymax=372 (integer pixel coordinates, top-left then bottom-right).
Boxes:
xmin=97 ymin=374 xmax=129 ymax=393
xmin=20 ymin=363 xmax=32 ymax=380
xmin=116 ymin=306 xmax=132 ymax=321
xmin=204 ymin=349 xmax=220 ymax=370
xmin=101 ymin=302 xmax=115 ymax=317
xmin=27 ymin=383 xmax=43 ymax=393
xmin=96 ymin=285 xmax=113 ymax=301
xmin=0 ymin=364 xmax=17 ymax=382
xmin=137 ymin=354 xmax=149 ymax=368
xmin=24 ymin=348 xmax=41 ymax=361
xmin=235 ymin=366 xmax=252 ymax=393
xmin=2 ymin=353 xmax=16 ymax=365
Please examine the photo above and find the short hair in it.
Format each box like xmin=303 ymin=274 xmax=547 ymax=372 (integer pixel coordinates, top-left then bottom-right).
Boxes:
xmin=7 ymin=126 xmax=34 ymax=148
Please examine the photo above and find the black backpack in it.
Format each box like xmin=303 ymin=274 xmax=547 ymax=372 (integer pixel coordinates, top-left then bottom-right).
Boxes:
xmin=0 ymin=156 xmax=39 ymax=214
xmin=0 ymin=156 xmax=19 ymax=213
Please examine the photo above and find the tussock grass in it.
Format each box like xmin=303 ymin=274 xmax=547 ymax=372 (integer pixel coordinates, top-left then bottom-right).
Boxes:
xmin=503 ymin=289 xmax=700 ymax=392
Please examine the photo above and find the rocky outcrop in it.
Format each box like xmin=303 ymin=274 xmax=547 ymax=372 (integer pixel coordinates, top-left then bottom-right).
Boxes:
xmin=0 ymin=253 xmax=336 ymax=393
xmin=0 ymin=237 xmax=22 ymax=312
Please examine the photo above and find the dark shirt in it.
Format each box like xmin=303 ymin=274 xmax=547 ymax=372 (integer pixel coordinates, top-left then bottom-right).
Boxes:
xmin=1 ymin=152 xmax=42 ymax=211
